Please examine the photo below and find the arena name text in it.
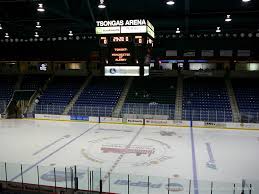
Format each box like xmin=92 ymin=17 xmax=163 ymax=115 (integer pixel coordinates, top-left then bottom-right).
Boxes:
xmin=96 ymin=19 xmax=147 ymax=27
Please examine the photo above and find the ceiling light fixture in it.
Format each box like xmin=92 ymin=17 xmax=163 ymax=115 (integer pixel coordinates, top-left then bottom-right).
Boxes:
xmin=216 ymin=27 xmax=221 ymax=33
xmin=166 ymin=0 xmax=175 ymax=5
xmin=36 ymin=22 xmax=41 ymax=28
xmin=225 ymin=15 xmax=232 ymax=22
xmin=34 ymin=32 xmax=39 ymax=38
xmin=242 ymin=0 xmax=251 ymax=2
xmin=68 ymin=30 xmax=73 ymax=36
xmin=98 ymin=0 xmax=106 ymax=8
xmin=37 ymin=3 xmax=45 ymax=12
xmin=0 ymin=24 xmax=2 ymax=30
xmin=5 ymin=33 xmax=9 ymax=38
xmin=176 ymin=27 xmax=180 ymax=34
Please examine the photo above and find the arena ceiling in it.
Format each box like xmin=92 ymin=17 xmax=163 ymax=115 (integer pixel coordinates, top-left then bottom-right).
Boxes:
xmin=0 ymin=0 xmax=258 ymax=39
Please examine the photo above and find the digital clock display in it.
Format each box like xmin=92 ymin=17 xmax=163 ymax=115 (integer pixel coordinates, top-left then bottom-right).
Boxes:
xmin=111 ymin=36 xmax=132 ymax=42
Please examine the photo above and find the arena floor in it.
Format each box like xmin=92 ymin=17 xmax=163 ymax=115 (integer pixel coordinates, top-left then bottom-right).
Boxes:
xmin=0 ymin=119 xmax=259 ymax=194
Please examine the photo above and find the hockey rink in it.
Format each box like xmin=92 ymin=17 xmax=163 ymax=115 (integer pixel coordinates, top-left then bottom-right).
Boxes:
xmin=0 ymin=119 xmax=259 ymax=194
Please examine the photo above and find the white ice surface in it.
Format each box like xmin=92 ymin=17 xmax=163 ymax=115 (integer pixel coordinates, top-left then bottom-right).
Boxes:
xmin=0 ymin=119 xmax=258 ymax=194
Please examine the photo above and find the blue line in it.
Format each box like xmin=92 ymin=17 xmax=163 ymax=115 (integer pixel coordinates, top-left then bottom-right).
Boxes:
xmin=190 ymin=119 xmax=199 ymax=194
xmin=10 ymin=124 xmax=97 ymax=182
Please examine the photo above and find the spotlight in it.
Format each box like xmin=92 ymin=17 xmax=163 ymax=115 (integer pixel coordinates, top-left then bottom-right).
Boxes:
xmin=37 ymin=3 xmax=45 ymax=12
xmin=36 ymin=22 xmax=41 ymax=28
xmin=34 ymin=32 xmax=39 ymax=38
xmin=225 ymin=15 xmax=232 ymax=22
xmin=216 ymin=27 xmax=221 ymax=33
xmin=98 ymin=0 xmax=106 ymax=8
xmin=166 ymin=0 xmax=175 ymax=5
xmin=5 ymin=33 xmax=9 ymax=38
xmin=176 ymin=27 xmax=180 ymax=34
xmin=68 ymin=30 xmax=73 ymax=36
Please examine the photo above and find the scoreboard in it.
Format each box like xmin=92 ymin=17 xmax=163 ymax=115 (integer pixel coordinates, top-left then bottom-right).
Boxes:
xmin=96 ymin=19 xmax=154 ymax=76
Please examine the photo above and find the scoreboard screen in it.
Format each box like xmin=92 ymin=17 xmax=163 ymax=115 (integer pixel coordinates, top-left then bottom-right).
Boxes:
xmin=96 ymin=19 xmax=155 ymax=76
xmin=111 ymin=36 xmax=132 ymax=42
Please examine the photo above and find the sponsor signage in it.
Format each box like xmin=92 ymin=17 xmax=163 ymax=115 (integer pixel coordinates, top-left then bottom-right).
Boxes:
xmin=105 ymin=66 xmax=140 ymax=76
xmin=121 ymin=25 xmax=147 ymax=34
xmin=70 ymin=115 xmax=89 ymax=121
xmin=147 ymin=20 xmax=154 ymax=32
xmin=220 ymin=50 xmax=233 ymax=57
xmin=96 ymin=26 xmax=120 ymax=34
xmin=147 ymin=26 xmax=155 ymax=38
xmin=237 ymin=50 xmax=251 ymax=57
xmin=166 ymin=50 xmax=177 ymax=57
xmin=35 ymin=114 xmax=70 ymax=121
xmin=114 ymin=179 xmax=184 ymax=192
xmin=100 ymin=117 xmax=123 ymax=123
xmin=145 ymin=119 xmax=171 ymax=125
xmin=204 ymin=122 xmax=226 ymax=128
xmin=202 ymin=50 xmax=214 ymax=57
xmin=184 ymin=50 xmax=196 ymax=57
xmin=144 ymin=66 xmax=150 ymax=76
xmin=89 ymin=116 xmax=99 ymax=123
xmin=39 ymin=63 xmax=48 ymax=71
xmin=127 ymin=118 xmax=144 ymax=124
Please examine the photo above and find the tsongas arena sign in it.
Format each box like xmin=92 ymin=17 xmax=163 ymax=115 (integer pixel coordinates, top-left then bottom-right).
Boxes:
xmin=96 ymin=19 xmax=147 ymax=27
xmin=96 ymin=19 xmax=155 ymax=38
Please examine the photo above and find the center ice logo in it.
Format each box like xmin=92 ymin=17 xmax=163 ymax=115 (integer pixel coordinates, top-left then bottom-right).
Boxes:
xmin=101 ymin=144 xmax=155 ymax=157
xmin=82 ymin=136 xmax=174 ymax=166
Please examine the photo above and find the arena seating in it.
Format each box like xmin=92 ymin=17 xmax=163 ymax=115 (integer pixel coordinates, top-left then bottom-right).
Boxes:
xmin=122 ymin=77 xmax=177 ymax=118
xmin=35 ymin=76 xmax=85 ymax=114
xmin=232 ymin=78 xmax=259 ymax=122
xmin=182 ymin=77 xmax=232 ymax=122
xmin=70 ymin=77 xmax=126 ymax=117
xmin=21 ymin=74 xmax=49 ymax=91
xmin=0 ymin=76 xmax=17 ymax=113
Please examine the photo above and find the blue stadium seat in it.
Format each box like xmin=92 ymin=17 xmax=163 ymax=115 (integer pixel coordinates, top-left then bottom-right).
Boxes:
xmin=0 ymin=75 xmax=17 ymax=113
xmin=70 ymin=77 xmax=125 ymax=117
xmin=232 ymin=78 xmax=259 ymax=123
xmin=121 ymin=77 xmax=177 ymax=119
xmin=182 ymin=77 xmax=232 ymax=122
xmin=35 ymin=76 xmax=85 ymax=114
